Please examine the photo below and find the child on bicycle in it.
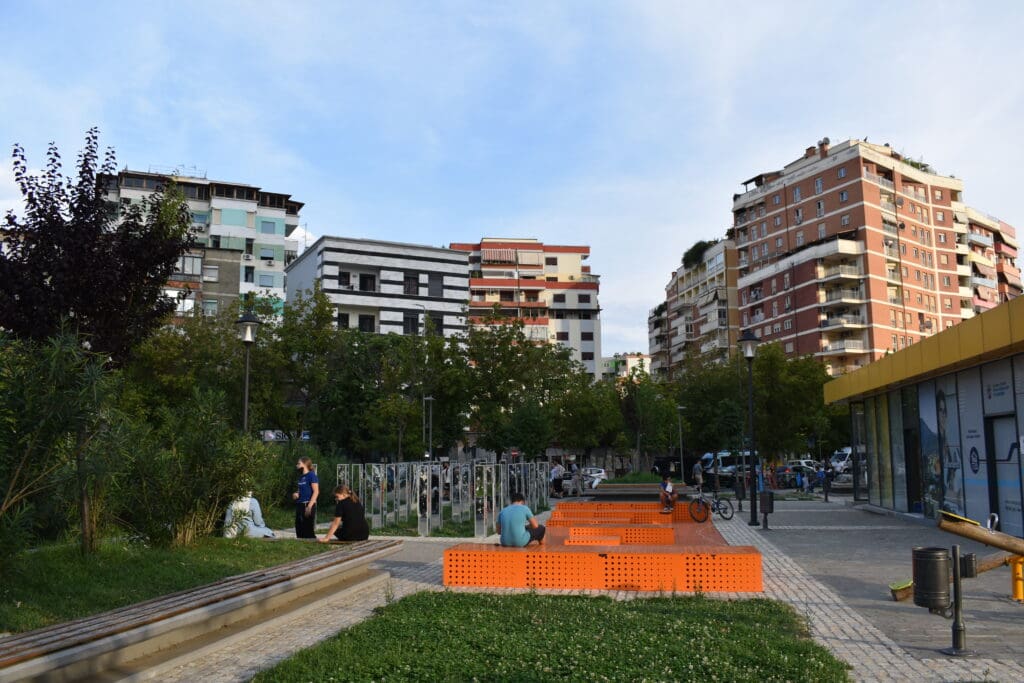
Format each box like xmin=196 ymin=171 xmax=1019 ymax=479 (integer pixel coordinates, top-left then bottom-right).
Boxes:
xmin=660 ymin=473 xmax=679 ymax=513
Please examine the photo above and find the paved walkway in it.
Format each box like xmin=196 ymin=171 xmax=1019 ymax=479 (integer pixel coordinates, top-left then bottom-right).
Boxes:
xmin=158 ymin=501 xmax=1024 ymax=682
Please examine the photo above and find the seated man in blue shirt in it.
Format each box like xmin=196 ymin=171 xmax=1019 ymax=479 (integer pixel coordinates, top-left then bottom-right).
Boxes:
xmin=496 ymin=492 xmax=545 ymax=547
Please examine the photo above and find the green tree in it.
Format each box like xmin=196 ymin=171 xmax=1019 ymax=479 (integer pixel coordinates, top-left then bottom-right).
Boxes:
xmin=0 ymin=129 xmax=194 ymax=365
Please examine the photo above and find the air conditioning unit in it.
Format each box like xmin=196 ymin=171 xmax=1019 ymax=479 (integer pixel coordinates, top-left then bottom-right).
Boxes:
xmin=243 ymin=254 xmax=254 ymax=261
xmin=266 ymin=260 xmax=276 ymax=267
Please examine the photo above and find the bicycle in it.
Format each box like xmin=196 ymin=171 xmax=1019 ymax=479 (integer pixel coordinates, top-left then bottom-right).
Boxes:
xmin=688 ymin=487 xmax=734 ymax=522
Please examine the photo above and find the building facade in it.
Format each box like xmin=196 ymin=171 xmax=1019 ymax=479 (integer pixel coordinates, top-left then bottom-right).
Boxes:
xmin=729 ymin=139 xmax=1019 ymax=376
xmin=449 ymin=238 xmax=602 ymax=377
xmin=285 ymin=236 xmax=469 ymax=337
xmin=103 ymin=169 xmax=302 ymax=316
xmin=825 ymin=296 xmax=1024 ymax=539
xmin=649 ymin=240 xmax=739 ymax=378
xmin=601 ymin=353 xmax=652 ymax=381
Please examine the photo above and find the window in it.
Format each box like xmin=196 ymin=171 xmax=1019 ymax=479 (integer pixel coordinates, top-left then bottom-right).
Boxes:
xmin=578 ymin=294 xmax=591 ymax=303
xmin=902 ymin=266 xmax=909 ymax=277
xmin=555 ymin=331 xmax=569 ymax=341
xmin=581 ymin=312 xmax=592 ymax=319
xmin=913 ymin=247 xmax=919 ymax=258
xmin=359 ymin=273 xmax=376 ymax=292
xmin=841 ymin=214 xmax=850 ymax=226
xmin=814 ymin=178 xmax=823 ymax=194
xmin=429 ymin=273 xmax=444 ymax=297
xmin=934 ymin=189 xmax=943 ymax=200
xmin=243 ymin=266 xmax=254 ymax=283
xmin=581 ymin=352 xmax=594 ymax=361
xmin=936 ymin=211 xmax=945 ymax=222
xmin=553 ymin=293 xmax=566 ymax=303
xmin=839 ymin=191 xmax=848 ymax=202
xmin=245 ymin=238 xmax=254 ymax=255
xmin=785 ymin=342 xmax=794 ymax=353
xmin=545 ymin=256 xmax=557 ymax=266
xmin=915 ymin=270 xmax=922 ymax=281
xmin=358 ymin=315 xmax=375 ymax=333
xmin=762 ymin=243 xmax=769 ymax=256
xmin=816 ymin=200 xmax=825 ymax=217
xmin=944 ymin=298 xmax=952 ymax=310
xmin=818 ymin=223 xmax=827 ymax=239
xmin=404 ymin=273 xmax=419 ymax=295
xmin=259 ymin=247 xmax=275 ymax=260
xmin=403 ymin=313 xmax=419 ymax=335
xmin=784 ymin=273 xmax=791 ymax=289
xmin=202 ymin=265 xmax=219 ymax=282
xmin=784 ymin=318 xmax=793 ymax=330
xmin=500 ymin=291 xmax=514 ymax=302
xmin=771 ymin=278 xmax=777 ymax=294
xmin=338 ymin=271 xmax=351 ymax=287
xmin=794 ymin=208 xmax=803 ymax=224
xmin=201 ymin=299 xmax=218 ymax=316
xmin=175 ymin=255 xmax=202 ymax=276
xmin=581 ymin=331 xmax=594 ymax=341
xmin=772 ymin=301 xmax=778 ymax=316
xmin=784 ymin=295 xmax=791 ymax=310
xmin=942 ymin=275 xmax=951 ymax=286
xmin=838 ymin=167 xmax=847 ymax=179
xmin=429 ymin=315 xmax=444 ymax=335
xmin=795 ymin=231 xmax=804 ymax=247
xmin=260 ymin=220 xmax=276 ymax=235
xmin=773 ymin=194 xmax=780 ymax=205
xmin=337 ymin=312 xmax=349 ymax=328
xmin=775 ymin=237 xmax=783 ymax=248
xmin=793 ymin=187 xmax=802 ymax=202
xmin=209 ymin=235 xmax=221 ymax=248
xmin=258 ymin=274 xmax=274 ymax=287
xmin=546 ymin=276 xmax=557 ymax=282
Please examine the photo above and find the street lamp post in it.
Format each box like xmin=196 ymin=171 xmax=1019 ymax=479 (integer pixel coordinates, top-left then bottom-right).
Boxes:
xmin=676 ymin=405 xmax=684 ymax=480
xmin=235 ymin=309 xmax=261 ymax=433
xmin=739 ymin=329 xmax=760 ymax=526
xmin=424 ymin=396 xmax=434 ymax=459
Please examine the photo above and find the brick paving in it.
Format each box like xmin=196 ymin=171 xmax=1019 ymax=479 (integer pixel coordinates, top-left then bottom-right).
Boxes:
xmin=154 ymin=506 xmax=1024 ymax=683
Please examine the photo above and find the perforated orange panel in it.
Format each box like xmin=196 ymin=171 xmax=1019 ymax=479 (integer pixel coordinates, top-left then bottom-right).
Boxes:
xmin=442 ymin=501 xmax=763 ymax=592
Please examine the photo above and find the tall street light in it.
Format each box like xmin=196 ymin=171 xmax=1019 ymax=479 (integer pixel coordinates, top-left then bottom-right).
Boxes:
xmin=236 ymin=309 xmax=261 ymax=433
xmin=676 ymin=405 xmax=684 ymax=480
xmin=424 ymin=396 xmax=435 ymax=459
xmin=739 ymin=329 xmax=760 ymax=525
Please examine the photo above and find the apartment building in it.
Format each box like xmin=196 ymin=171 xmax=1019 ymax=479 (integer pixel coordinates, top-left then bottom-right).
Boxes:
xmin=730 ymin=138 xmax=1019 ymax=376
xmin=103 ymin=169 xmax=302 ymax=316
xmin=649 ymin=240 xmax=739 ymax=378
xmin=601 ymin=353 xmax=652 ymax=382
xmin=285 ymin=236 xmax=469 ymax=337
xmin=449 ymin=238 xmax=602 ymax=377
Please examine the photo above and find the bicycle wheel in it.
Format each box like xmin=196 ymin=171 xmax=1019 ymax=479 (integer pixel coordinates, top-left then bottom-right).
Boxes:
xmin=716 ymin=498 xmax=734 ymax=520
xmin=689 ymin=498 xmax=710 ymax=523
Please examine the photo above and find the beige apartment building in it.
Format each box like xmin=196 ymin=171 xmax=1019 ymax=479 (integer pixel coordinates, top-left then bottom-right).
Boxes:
xmin=449 ymin=238 xmax=602 ymax=377
xmin=729 ymin=138 xmax=1020 ymax=376
xmin=649 ymin=239 xmax=739 ymax=378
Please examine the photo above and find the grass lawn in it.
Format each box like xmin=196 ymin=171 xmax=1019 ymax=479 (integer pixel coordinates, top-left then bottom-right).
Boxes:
xmin=0 ymin=537 xmax=334 ymax=633
xmin=253 ymin=592 xmax=849 ymax=682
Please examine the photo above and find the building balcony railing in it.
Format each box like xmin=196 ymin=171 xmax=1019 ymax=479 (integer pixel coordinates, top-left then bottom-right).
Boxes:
xmin=821 ymin=264 xmax=864 ymax=279
xmin=973 ymin=296 xmax=998 ymax=311
xmin=864 ymin=171 xmax=895 ymax=190
xmin=883 ymin=246 xmax=900 ymax=259
xmin=972 ymin=275 xmax=997 ymax=289
xmin=967 ymin=231 xmax=994 ymax=248
xmin=817 ymin=339 xmax=868 ymax=355
xmin=820 ymin=315 xmax=866 ymax=329
xmin=823 ymin=288 xmax=865 ymax=302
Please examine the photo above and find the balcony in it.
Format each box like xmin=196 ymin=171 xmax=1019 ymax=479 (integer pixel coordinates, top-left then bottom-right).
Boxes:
xmin=955 ymin=242 xmax=969 ymax=255
xmin=817 ymin=339 xmax=869 ymax=355
xmin=820 ymin=315 xmax=867 ymax=330
xmin=864 ymin=171 xmax=895 ymax=190
xmin=973 ymin=296 xmax=998 ymax=311
xmin=822 ymin=288 xmax=866 ymax=303
xmin=967 ymin=231 xmax=994 ymax=248
xmin=956 ymin=264 xmax=971 ymax=277
xmin=885 ymin=269 xmax=902 ymax=283
xmin=995 ymin=241 xmax=1018 ymax=257
xmin=821 ymin=264 xmax=864 ymax=281
xmin=959 ymin=286 xmax=973 ymax=299
xmin=972 ymin=275 xmax=997 ymax=289
xmin=883 ymin=246 xmax=900 ymax=260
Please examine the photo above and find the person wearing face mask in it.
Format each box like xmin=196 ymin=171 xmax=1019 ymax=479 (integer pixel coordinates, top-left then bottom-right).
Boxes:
xmin=292 ymin=457 xmax=319 ymax=539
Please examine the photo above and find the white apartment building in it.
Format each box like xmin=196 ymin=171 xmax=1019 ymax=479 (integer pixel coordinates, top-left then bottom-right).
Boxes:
xmin=285 ymin=236 xmax=469 ymax=337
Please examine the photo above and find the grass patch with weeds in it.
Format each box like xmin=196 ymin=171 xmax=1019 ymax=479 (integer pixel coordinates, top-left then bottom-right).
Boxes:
xmin=0 ymin=537 xmax=334 ymax=633
xmin=253 ymin=592 xmax=849 ymax=682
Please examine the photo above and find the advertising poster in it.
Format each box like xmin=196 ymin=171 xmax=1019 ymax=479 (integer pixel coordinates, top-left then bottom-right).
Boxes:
xmin=918 ymin=380 xmax=941 ymax=518
xmin=937 ymin=374 xmax=964 ymax=516
xmin=889 ymin=389 xmax=907 ymax=512
xmin=957 ymin=369 xmax=988 ymax=523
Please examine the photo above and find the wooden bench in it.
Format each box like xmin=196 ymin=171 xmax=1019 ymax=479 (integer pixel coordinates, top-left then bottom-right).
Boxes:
xmin=0 ymin=539 xmax=402 ymax=683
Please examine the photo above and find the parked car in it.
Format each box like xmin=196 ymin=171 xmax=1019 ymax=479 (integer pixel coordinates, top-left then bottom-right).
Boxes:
xmin=582 ymin=467 xmax=608 ymax=489
xmin=787 ymin=459 xmax=822 ymax=471
xmin=774 ymin=464 xmax=815 ymax=488
xmin=701 ymin=451 xmax=738 ymax=480
xmin=830 ymin=448 xmax=853 ymax=474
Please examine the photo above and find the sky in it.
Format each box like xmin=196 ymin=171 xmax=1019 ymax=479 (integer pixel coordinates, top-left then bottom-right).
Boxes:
xmin=2 ymin=1 xmax=1023 ymax=354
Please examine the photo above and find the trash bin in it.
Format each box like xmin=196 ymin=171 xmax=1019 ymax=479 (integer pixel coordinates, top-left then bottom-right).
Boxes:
xmin=734 ymin=479 xmax=746 ymax=500
xmin=759 ymin=490 xmax=774 ymax=514
xmin=912 ymin=546 xmax=951 ymax=610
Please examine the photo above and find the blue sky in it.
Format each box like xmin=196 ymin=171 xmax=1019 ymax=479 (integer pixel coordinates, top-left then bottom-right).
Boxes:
xmin=2 ymin=1 xmax=1023 ymax=353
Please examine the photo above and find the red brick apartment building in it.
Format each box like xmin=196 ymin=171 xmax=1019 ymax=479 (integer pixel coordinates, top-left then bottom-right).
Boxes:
xmin=730 ymin=138 xmax=1020 ymax=376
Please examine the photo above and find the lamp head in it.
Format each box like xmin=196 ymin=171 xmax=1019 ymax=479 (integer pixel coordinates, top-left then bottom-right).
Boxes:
xmin=739 ymin=329 xmax=759 ymax=360
xmin=236 ymin=310 xmax=261 ymax=345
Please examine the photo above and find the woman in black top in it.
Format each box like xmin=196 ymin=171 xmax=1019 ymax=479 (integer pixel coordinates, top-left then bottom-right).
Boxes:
xmin=318 ymin=484 xmax=370 ymax=542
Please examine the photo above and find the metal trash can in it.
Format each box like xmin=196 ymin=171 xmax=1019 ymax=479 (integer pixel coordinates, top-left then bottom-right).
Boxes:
xmin=734 ymin=479 xmax=746 ymax=500
xmin=912 ymin=546 xmax=951 ymax=610
xmin=759 ymin=490 xmax=774 ymax=514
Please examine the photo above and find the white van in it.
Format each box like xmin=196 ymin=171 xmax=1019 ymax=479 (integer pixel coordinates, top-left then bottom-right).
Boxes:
xmin=830 ymin=447 xmax=853 ymax=473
